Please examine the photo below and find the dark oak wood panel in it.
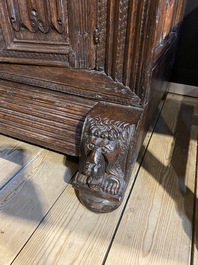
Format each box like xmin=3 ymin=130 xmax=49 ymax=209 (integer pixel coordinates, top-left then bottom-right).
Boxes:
xmin=0 ymin=0 xmax=187 ymax=212
xmin=0 ymin=64 xmax=140 ymax=106
xmin=0 ymin=0 xmax=97 ymax=67
xmin=0 ymin=79 xmax=96 ymax=156
xmin=154 ymin=0 xmax=186 ymax=61
xmin=95 ymin=0 xmax=158 ymax=100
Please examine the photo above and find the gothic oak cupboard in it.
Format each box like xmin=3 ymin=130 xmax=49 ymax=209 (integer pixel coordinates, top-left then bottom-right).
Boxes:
xmin=0 ymin=0 xmax=186 ymax=212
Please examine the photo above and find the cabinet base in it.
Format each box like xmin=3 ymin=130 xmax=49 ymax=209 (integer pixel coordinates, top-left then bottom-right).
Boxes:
xmin=73 ymin=102 xmax=143 ymax=212
xmin=77 ymin=191 xmax=122 ymax=213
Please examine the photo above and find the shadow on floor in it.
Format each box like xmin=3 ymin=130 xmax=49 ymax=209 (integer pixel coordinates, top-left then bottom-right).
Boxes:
xmin=0 ymin=145 xmax=45 ymax=223
xmin=141 ymin=97 xmax=198 ymax=252
xmin=0 ymin=144 xmax=77 ymax=224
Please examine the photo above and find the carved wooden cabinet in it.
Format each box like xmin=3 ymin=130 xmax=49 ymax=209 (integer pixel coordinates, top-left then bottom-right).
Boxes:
xmin=0 ymin=0 xmax=186 ymax=212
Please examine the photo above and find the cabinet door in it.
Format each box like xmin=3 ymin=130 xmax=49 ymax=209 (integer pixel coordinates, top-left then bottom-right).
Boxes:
xmin=0 ymin=0 xmax=96 ymax=68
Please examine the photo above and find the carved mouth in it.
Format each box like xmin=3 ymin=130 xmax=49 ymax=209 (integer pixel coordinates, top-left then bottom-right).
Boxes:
xmin=84 ymin=162 xmax=102 ymax=178
xmin=82 ymin=161 xmax=104 ymax=190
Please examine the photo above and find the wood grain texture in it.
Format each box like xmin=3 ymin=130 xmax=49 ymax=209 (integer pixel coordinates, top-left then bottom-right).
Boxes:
xmin=11 ymin=154 xmax=149 ymax=265
xmin=0 ymin=64 xmax=140 ymax=106
xmin=154 ymin=0 xmax=186 ymax=61
xmin=0 ymin=141 xmax=77 ymax=265
xmin=67 ymin=0 xmax=96 ymax=69
xmin=12 ymin=185 xmax=133 ymax=265
xmin=105 ymin=94 xmax=197 ymax=265
xmin=194 ymin=178 xmax=198 ymax=265
xmin=0 ymin=0 xmax=96 ymax=68
xmin=95 ymin=0 xmax=160 ymax=101
xmin=0 ymin=134 xmax=42 ymax=189
xmin=0 ymin=79 xmax=96 ymax=156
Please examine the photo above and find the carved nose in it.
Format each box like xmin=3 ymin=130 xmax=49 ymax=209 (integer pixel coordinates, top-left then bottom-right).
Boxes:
xmin=84 ymin=147 xmax=102 ymax=177
xmin=89 ymin=147 xmax=101 ymax=165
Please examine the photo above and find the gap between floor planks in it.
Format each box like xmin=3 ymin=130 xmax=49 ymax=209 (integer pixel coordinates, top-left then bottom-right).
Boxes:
xmin=0 ymin=93 xmax=197 ymax=265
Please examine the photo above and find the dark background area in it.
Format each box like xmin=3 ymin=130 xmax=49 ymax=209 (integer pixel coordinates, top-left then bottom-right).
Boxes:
xmin=171 ymin=0 xmax=198 ymax=86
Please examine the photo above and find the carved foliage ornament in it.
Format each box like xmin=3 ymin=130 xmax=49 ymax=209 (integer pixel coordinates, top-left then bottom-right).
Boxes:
xmin=6 ymin=0 xmax=63 ymax=34
xmin=73 ymin=115 xmax=135 ymax=200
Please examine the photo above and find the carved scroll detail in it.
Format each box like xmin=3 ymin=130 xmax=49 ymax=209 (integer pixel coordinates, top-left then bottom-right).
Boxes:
xmin=73 ymin=114 xmax=135 ymax=200
xmin=114 ymin=0 xmax=129 ymax=82
xmin=96 ymin=0 xmax=108 ymax=70
xmin=6 ymin=0 xmax=64 ymax=34
xmin=96 ymin=0 xmax=130 ymax=80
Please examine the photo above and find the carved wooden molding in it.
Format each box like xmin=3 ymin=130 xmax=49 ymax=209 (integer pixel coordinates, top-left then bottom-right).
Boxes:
xmin=95 ymin=0 xmax=160 ymax=103
xmin=6 ymin=0 xmax=64 ymax=34
xmin=0 ymin=71 xmax=139 ymax=106
xmin=0 ymin=63 xmax=142 ymax=106
xmin=0 ymin=0 xmax=97 ymax=68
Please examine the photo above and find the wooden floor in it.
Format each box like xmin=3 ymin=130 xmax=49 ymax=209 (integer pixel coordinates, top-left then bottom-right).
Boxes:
xmin=0 ymin=93 xmax=197 ymax=265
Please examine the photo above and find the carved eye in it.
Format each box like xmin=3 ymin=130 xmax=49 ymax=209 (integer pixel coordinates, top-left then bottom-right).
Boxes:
xmin=101 ymin=132 xmax=108 ymax=139
xmin=101 ymin=147 xmax=107 ymax=153
xmin=87 ymin=143 xmax=95 ymax=150
xmin=94 ymin=130 xmax=100 ymax=137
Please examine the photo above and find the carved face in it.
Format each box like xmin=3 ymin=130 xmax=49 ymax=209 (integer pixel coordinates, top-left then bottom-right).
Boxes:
xmin=77 ymin=116 xmax=131 ymax=193
xmin=82 ymin=128 xmax=121 ymax=187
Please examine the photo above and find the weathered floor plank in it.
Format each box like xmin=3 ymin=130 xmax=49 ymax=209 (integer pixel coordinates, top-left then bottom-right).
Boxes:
xmin=193 ymin=106 xmax=198 ymax=265
xmin=0 ymin=134 xmax=42 ymax=189
xmin=0 ymin=147 xmax=77 ymax=265
xmin=11 ymin=172 xmax=140 ymax=265
xmin=193 ymin=162 xmax=198 ymax=265
xmin=105 ymin=94 xmax=197 ymax=265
